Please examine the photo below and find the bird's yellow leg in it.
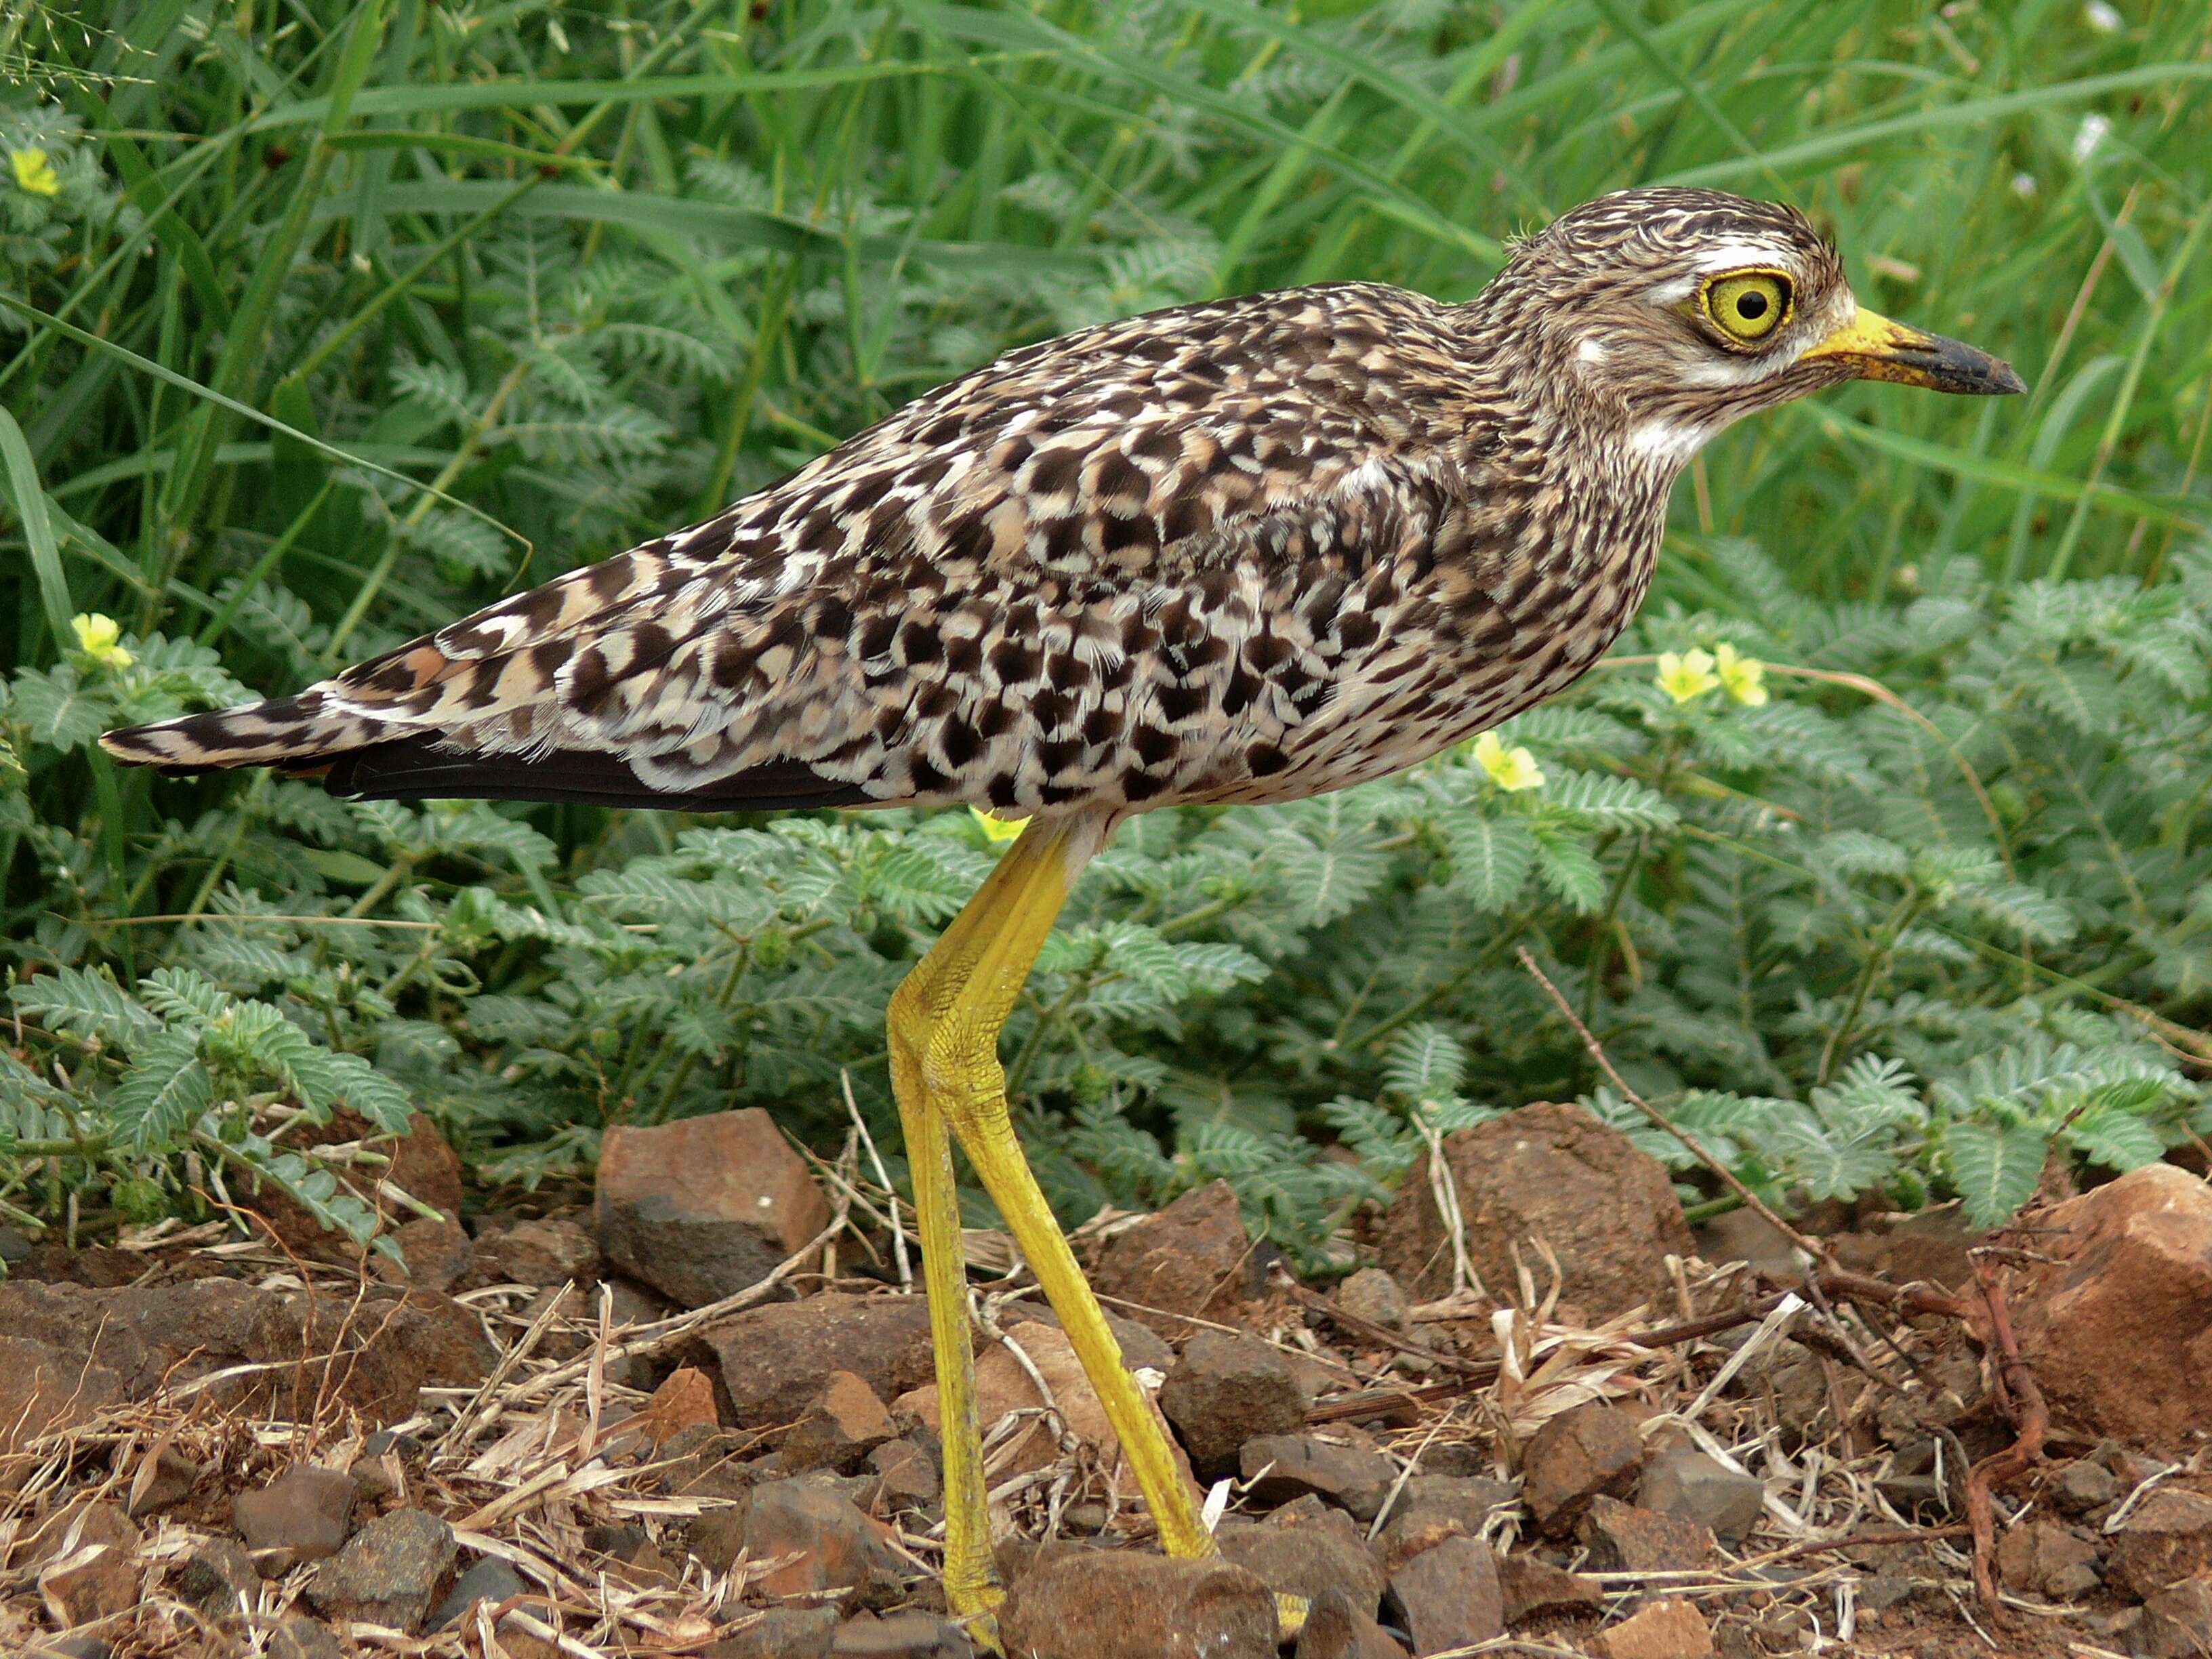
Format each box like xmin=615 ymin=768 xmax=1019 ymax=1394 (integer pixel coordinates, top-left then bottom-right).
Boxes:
xmin=886 ymin=817 xmax=1215 ymax=1624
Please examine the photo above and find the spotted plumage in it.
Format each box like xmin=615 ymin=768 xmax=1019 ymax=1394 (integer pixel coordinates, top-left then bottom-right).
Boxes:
xmin=104 ymin=188 xmax=2020 ymax=820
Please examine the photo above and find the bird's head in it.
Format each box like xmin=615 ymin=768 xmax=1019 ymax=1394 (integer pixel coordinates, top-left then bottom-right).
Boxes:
xmin=1482 ymin=186 xmax=2023 ymax=468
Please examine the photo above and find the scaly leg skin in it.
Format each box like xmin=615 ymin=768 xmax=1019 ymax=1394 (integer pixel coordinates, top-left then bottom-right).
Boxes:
xmin=886 ymin=814 xmax=1221 ymax=1637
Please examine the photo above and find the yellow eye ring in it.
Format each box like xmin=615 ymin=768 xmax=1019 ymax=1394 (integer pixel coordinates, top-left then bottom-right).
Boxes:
xmin=1702 ymin=270 xmax=1793 ymax=344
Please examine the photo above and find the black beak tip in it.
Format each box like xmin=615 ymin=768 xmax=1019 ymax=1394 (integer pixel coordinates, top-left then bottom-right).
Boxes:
xmin=1988 ymin=357 xmax=2028 ymax=396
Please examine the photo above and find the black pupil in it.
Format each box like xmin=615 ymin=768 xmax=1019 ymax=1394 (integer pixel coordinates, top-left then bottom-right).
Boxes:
xmin=1736 ymin=290 xmax=1770 ymax=321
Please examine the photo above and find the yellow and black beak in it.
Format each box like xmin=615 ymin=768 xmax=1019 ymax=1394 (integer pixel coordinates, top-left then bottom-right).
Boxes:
xmin=1801 ymin=306 xmax=2025 ymax=396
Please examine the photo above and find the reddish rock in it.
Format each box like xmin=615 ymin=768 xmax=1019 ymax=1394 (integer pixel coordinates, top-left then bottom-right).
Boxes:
xmin=2110 ymin=1488 xmax=2212 ymax=1597
xmin=1521 ymin=1401 xmax=1647 ymax=1536
xmin=2004 ymin=1164 xmax=2212 ymax=1441
xmin=1375 ymin=1475 xmax=1517 ymax=1554
xmin=597 ymin=1109 xmax=829 ymax=1309
xmin=638 ymin=1366 xmax=722 ymax=1448
xmin=701 ymin=1292 xmax=935 ymax=1427
xmin=999 ymin=1549 xmax=1277 ymax=1659
xmin=1090 ymin=1181 xmax=1258 ymax=1338
xmin=1994 ymin=1518 xmax=2102 ymax=1600
xmin=1377 ymin=1103 xmax=1693 ymax=1317
xmin=1499 ymin=1552 xmax=1603 ymax=1623
xmin=1385 ymin=1533 xmax=1503 ymax=1656
xmin=1580 ymin=1495 xmax=1715 ymax=1574
xmin=1595 ymin=1599 xmax=1715 ymax=1659
xmin=1334 ymin=1267 xmax=1410 ymax=1332
xmin=234 ymin=1465 xmax=356 ymax=1570
xmin=781 ymin=1370 xmax=896 ymax=1475
xmin=743 ymin=1480 xmax=900 ymax=1599
xmin=1159 ymin=1330 xmax=1308 ymax=1476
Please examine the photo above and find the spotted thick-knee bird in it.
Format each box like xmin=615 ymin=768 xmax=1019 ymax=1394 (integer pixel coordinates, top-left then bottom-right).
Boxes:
xmin=106 ymin=186 xmax=2020 ymax=1631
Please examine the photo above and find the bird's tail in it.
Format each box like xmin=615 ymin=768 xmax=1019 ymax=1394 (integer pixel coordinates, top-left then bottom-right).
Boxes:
xmin=100 ymin=693 xmax=401 ymax=778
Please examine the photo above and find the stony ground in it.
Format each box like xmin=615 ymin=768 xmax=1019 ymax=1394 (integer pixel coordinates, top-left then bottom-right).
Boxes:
xmin=7 ymin=1101 xmax=2212 ymax=1659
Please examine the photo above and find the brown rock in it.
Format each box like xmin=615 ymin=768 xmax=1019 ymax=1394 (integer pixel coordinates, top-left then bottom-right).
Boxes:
xmin=708 ymin=1607 xmax=838 ymax=1658
xmin=1385 ymin=1534 xmax=1503 ymax=1656
xmin=1521 ymin=1401 xmax=1646 ymax=1536
xmin=429 ymin=1557 xmax=529 ymax=1631
xmin=0 ymin=1336 xmax=122 ymax=1489
xmin=1637 ymin=1448 xmax=1763 ymax=1547
xmin=39 ymin=1536 xmax=139 ymax=1627
xmin=1242 ymin=1433 xmax=1398 ymax=1523
xmin=1499 ymin=1551 xmax=1603 ymax=1624
xmin=1294 ymin=1589 xmax=1409 ymax=1659
xmin=373 ymin=1214 xmax=473 ymax=1291
xmin=1580 ymin=1495 xmax=1715 ymax=1574
xmin=831 ymin=1610 xmax=974 ymax=1656
xmin=782 ymin=1371 xmax=897 ymax=1474
xmin=306 ymin=1507 xmax=457 ymax=1633
xmin=470 ymin=1216 xmax=600 ymax=1288
xmin=1377 ymin=1103 xmax=1693 ymax=1317
xmin=701 ymin=1292 xmax=934 ymax=1427
xmin=1595 ymin=1599 xmax=1715 ymax=1659
xmin=268 ymin=1618 xmax=347 ymax=1659
xmin=175 ymin=1538 xmax=258 ymax=1619
xmin=1994 ymin=1518 xmax=2102 ymax=1600
xmin=899 ymin=1319 xmax=1197 ymax=1502
xmin=1159 ymin=1330 xmax=1308 ymax=1476
xmin=743 ymin=1480 xmax=900 ymax=1599
xmin=638 ymin=1365 xmax=722 ymax=1448
xmin=234 ymin=1466 xmax=356 ymax=1570
xmin=2004 ymin=1164 xmax=2212 ymax=1441
xmin=124 ymin=1439 xmax=199 ymax=1517
xmin=868 ymin=1438 xmax=940 ymax=1512
xmin=999 ymin=1549 xmax=1277 ymax=1659
xmin=598 ymin=1109 xmax=829 ymax=1309
xmin=0 ymin=1277 xmax=491 ymax=1426
xmin=249 ymin=1111 xmax=465 ymax=1263
xmin=1376 ymin=1475 xmax=1517 ymax=1555
xmin=1335 ymin=1268 xmax=1410 ymax=1332
xmin=2110 ymin=1488 xmax=2212 ymax=1597
xmin=2144 ymin=1576 xmax=2212 ymax=1658
xmin=1220 ymin=1506 xmax=1385 ymax=1617
xmin=2052 ymin=1458 xmax=2121 ymax=1516
xmin=1090 ymin=1181 xmax=1257 ymax=1338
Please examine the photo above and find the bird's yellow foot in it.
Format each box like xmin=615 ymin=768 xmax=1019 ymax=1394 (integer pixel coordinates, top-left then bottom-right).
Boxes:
xmin=1277 ymin=1591 xmax=1311 ymax=1641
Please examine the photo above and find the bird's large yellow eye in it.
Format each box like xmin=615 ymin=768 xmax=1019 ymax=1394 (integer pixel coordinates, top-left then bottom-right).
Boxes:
xmin=1702 ymin=271 xmax=1792 ymax=344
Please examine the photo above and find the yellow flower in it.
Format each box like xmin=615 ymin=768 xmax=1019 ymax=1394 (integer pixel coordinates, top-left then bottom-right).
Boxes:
xmin=70 ymin=613 xmax=133 ymax=670
xmin=1473 ymin=730 xmax=1545 ymax=792
xmin=1714 ymin=642 xmax=1769 ymax=706
xmin=1656 ymin=648 xmax=1720 ymax=705
xmin=969 ymin=805 xmax=1029 ymax=843
xmin=11 ymin=148 xmax=58 ymax=199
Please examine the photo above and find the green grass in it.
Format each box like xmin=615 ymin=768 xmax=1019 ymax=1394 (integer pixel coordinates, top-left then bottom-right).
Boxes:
xmin=1 ymin=0 xmax=2209 ymax=1254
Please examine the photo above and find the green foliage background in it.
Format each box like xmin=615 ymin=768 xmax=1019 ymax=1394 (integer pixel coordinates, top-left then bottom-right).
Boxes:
xmin=2 ymin=0 xmax=2209 ymax=1260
